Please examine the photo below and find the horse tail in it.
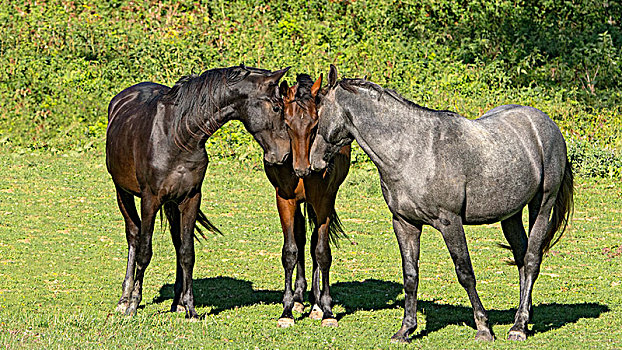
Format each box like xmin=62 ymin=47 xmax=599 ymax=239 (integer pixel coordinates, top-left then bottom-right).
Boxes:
xmin=304 ymin=204 xmax=350 ymax=248
xmin=541 ymin=158 xmax=574 ymax=255
xmin=194 ymin=208 xmax=222 ymax=241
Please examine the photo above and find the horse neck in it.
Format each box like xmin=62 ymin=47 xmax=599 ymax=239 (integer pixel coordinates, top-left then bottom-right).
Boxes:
xmin=166 ymin=94 xmax=238 ymax=152
xmin=337 ymin=86 xmax=436 ymax=174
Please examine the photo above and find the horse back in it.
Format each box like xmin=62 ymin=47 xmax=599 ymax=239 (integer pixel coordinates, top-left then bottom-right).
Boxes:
xmin=108 ymin=82 xmax=170 ymax=123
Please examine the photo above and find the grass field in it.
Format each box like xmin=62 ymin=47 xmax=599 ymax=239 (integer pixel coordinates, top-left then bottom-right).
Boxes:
xmin=0 ymin=147 xmax=621 ymax=349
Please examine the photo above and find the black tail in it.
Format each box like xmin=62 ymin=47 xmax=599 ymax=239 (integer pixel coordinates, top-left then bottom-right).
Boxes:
xmin=305 ymin=203 xmax=350 ymax=248
xmin=541 ymin=158 xmax=574 ymax=254
xmin=161 ymin=205 xmax=222 ymax=242
xmin=194 ymin=208 xmax=222 ymax=241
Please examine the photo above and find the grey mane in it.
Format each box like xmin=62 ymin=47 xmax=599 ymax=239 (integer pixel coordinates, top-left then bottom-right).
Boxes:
xmin=338 ymin=78 xmax=457 ymax=116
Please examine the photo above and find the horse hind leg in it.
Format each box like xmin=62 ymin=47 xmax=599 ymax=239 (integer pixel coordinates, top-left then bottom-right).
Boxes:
xmin=312 ymin=202 xmax=338 ymax=327
xmin=164 ymin=202 xmax=185 ymax=313
xmin=175 ymin=192 xmax=202 ymax=319
xmin=306 ymin=205 xmax=323 ymax=320
xmin=125 ymin=194 xmax=160 ymax=316
xmin=114 ymin=187 xmax=140 ymax=314
xmin=510 ymin=156 xmax=574 ymax=342
xmin=508 ymin=192 xmax=557 ymax=340
xmin=500 ymin=210 xmax=528 ymax=302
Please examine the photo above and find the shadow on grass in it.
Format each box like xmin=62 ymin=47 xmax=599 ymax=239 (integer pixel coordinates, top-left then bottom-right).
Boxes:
xmin=412 ymin=301 xmax=609 ymax=339
xmin=152 ymin=277 xmax=609 ymax=337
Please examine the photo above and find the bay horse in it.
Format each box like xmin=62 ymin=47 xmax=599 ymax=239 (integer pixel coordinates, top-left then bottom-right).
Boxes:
xmin=263 ymin=74 xmax=351 ymax=328
xmin=106 ymin=65 xmax=290 ymax=318
xmin=309 ymin=65 xmax=573 ymax=342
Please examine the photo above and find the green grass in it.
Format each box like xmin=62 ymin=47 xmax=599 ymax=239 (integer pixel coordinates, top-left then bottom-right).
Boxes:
xmin=0 ymin=147 xmax=621 ymax=349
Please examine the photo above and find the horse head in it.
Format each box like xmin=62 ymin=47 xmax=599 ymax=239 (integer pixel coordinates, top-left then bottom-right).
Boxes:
xmin=279 ymin=74 xmax=323 ymax=177
xmin=239 ymin=66 xmax=292 ymax=165
xmin=309 ymin=65 xmax=352 ymax=172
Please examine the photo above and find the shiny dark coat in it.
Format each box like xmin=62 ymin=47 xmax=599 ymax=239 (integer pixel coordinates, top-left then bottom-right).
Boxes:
xmin=106 ymin=65 xmax=290 ymax=318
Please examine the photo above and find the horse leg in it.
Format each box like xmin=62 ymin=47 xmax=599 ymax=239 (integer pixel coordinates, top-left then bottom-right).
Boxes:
xmin=304 ymin=205 xmax=322 ymax=320
xmin=508 ymin=192 xmax=557 ymax=340
xmin=114 ymin=187 xmax=140 ymax=314
xmin=500 ymin=210 xmax=528 ymax=310
xmin=164 ymin=202 xmax=185 ymax=313
xmin=390 ymin=216 xmax=422 ymax=343
xmin=125 ymin=194 xmax=159 ymax=316
xmin=276 ymin=194 xmax=299 ymax=327
xmin=292 ymin=204 xmax=307 ymax=314
xmin=176 ymin=192 xmax=201 ymax=319
xmin=313 ymin=203 xmax=338 ymax=327
xmin=438 ymin=214 xmax=494 ymax=341
xmin=308 ymin=215 xmax=323 ymax=320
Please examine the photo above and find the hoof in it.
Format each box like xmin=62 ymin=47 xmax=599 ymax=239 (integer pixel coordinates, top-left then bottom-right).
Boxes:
xmin=390 ymin=334 xmax=411 ymax=344
xmin=124 ymin=305 xmax=137 ymax=317
xmin=475 ymin=330 xmax=495 ymax=341
xmin=309 ymin=305 xmax=323 ymax=320
xmin=508 ymin=330 xmax=527 ymax=341
xmin=321 ymin=318 xmax=338 ymax=327
xmin=115 ymin=302 xmax=128 ymax=314
xmin=277 ymin=317 xmax=295 ymax=328
xmin=173 ymin=305 xmax=186 ymax=313
xmin=293 ymin=302 xmax=305 ymax=314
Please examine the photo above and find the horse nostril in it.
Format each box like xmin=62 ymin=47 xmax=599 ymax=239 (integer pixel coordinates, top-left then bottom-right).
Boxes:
xmin=294 ymin=167 xmax=311 ymax=178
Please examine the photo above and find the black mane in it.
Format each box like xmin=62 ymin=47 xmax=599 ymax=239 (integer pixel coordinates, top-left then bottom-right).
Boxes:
xmin=161 ymin=65 xmax=265 ymax=149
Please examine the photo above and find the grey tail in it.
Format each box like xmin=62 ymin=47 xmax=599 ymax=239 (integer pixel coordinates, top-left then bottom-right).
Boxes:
xmin=305 ymin=203 xmax=350 ymax=248
xmin=542 ymin=158 xmax=574 ymax=254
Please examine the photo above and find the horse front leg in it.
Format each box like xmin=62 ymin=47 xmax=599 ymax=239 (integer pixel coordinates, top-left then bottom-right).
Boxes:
xmin=125 ymin=194 xmax=160 ymax=316
xmin=438 ymin=213 xmax=494 ymax=341
xmin=292 ymin=204 xmax=307 ymax=314
xmin=276 ymin=194 xmax=299 ymax=328
xmin=390 ymin=215 xmax=422 ymax=343
xmin=176 ymin=192 xmax=202 ymax=319
xmin=114 ymin=187 xmax=141 ymax=314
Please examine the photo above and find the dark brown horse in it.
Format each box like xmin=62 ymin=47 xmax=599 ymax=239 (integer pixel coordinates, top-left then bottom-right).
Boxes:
xmin=264 ymin=74 xmax=351 ymax=328
xmin=106 ymin=65 xmax=290 ymax=318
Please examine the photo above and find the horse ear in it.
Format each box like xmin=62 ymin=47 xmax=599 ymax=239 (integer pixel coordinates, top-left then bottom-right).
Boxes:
xmin=269 ymin=66 xmax=291 ymax=82
xmin=328 ymin=65 xmax=338 ymax=87
xmin=311 ymin=73 xmax=323 ymax=97
xmin=279 ymin=80 xmax=289 ymax=98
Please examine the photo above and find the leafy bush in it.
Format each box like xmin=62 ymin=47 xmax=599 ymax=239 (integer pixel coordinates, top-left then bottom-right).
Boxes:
xmin=0 ymin=0 xmax=620 ymax=178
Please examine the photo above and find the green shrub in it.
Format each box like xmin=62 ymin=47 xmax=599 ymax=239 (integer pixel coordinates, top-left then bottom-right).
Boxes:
xmin=0 ymin=0 xmax=620 ymax=178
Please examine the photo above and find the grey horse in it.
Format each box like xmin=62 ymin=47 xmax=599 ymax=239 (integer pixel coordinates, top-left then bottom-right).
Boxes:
xmin=309 ymin=65 xmax=573 ymax=342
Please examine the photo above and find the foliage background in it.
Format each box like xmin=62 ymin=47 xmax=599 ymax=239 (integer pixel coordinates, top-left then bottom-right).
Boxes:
xmin=1 ymin=0 xmax=621 ymax=177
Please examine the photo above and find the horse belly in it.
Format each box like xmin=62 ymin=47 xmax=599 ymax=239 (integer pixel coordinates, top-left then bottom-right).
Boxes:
xmin=463 ymin=171 xmax=539 ymax=224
